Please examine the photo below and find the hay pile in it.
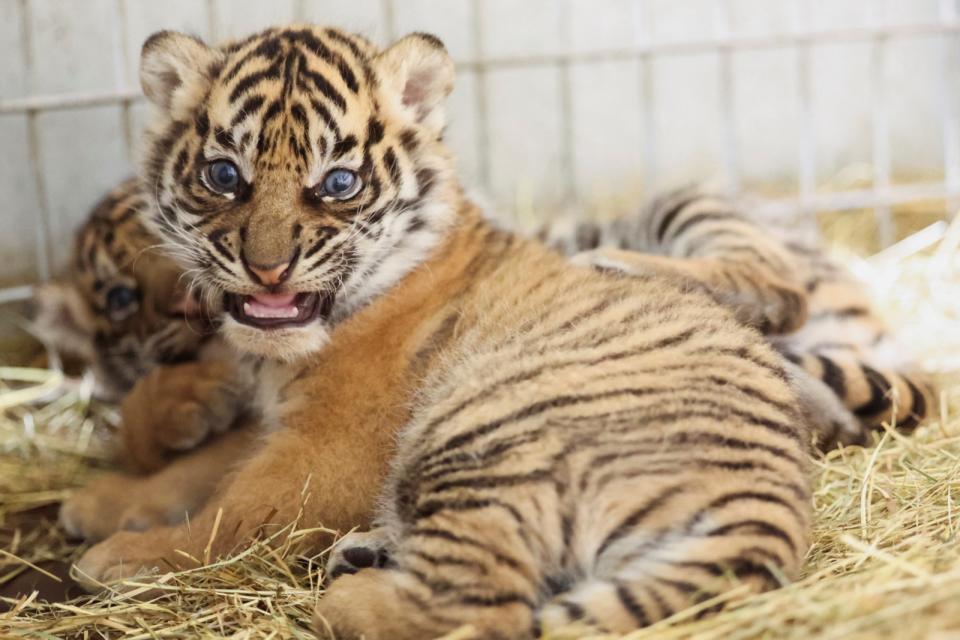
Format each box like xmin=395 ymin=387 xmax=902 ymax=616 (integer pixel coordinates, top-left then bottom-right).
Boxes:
xmin=2 ymin=220 xmax=959 ymax=639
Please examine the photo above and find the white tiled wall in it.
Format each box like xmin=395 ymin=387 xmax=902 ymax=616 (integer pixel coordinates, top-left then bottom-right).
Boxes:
xmin=0 ymin=0 xmax=958 ymax=290
xmin=569 ymin=59 xmax=645 ymax=204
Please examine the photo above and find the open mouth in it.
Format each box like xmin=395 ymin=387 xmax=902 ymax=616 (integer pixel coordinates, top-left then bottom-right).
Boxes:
xmin=224 ymin=291 xmax=335 ymax=329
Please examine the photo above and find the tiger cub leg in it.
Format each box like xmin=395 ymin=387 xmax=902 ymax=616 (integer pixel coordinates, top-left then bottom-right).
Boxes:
xmin=60 ymin=426 xmax=256 ymax=542
xmin=538 ymin=473 xmax=810 ymax=634
xmin=315 ymin=507 xmax=542 ymax=640
xmin=572 ymin=247 xmax=808 ymax=335
xmin=317 ymin=468 xmax=809 ymax=639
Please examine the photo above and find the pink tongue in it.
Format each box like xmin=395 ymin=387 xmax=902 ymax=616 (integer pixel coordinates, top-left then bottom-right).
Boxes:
xmin=249 ymin=292 xmax=297 ymax=308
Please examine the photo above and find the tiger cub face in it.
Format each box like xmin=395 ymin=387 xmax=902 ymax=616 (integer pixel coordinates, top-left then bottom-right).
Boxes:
xmin=31 ymin=179 xmax=211 ymax=399
xmin=139 ymin=25 xmax=458 ymax=360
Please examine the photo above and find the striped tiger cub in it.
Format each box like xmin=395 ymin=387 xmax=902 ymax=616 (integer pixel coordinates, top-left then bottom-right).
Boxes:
xmin=62 ymin=24 xmax=814 ymax=639
xmin=548 ymin=188 xmax=935 ymax=449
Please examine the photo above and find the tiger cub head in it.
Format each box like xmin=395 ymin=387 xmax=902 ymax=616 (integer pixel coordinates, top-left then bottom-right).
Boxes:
xmin=31 ymin=178 xmax=212 ymax=399
xmin=138 ymin=25 xmax=458 ymax=360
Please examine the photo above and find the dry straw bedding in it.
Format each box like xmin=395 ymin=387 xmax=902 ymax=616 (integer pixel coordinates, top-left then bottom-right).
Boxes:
xmin=1 ymin=217 xmax=959 ymax=639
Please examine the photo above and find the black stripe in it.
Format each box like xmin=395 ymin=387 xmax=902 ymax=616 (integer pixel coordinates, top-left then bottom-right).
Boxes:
xmin=400 ymin=129 xmax=419 ymax=154
xmin=337 ymin=59 xmax=359 ymax=93
xmin=707 ymin=519 xmax=798 ymax=554
xmin=853 ymin=364 xmax=893 ymax=418
xmin=229 ymin=66 xmax=281 ymax=102
xmin=597 ymin=484 xmax=687 ymax=556
xmin=300 ymin=64 xmax=347 ymax=111
xmin=419 ymin=431 xmax=546 ymax=484
xmin=415 ymin=497 xmax=526 ymax=526
xmin=655 ymin=194 xmax=701 ymax=243
xmin=816 ymin=355 xmax=846 ymax=398
xmin=214 ymin=126 xmax=235 ymax=150
xmin=556 ymin=599 xmax=586 ymax=621
xmin=230 ymin=94 xmax=265 ymax=127
xmin=408 ymin=527 xmax=527 ymax=574
xmin=428 ymin=469 xmax=553 ymax=494
xmin=309 ymin=97 xmax=341 ymax=140
xmin=693 ymin=345 xmax=786 ymax=380
xmin=203 ymin=246 xmax=235 ymax=275
xmin=383 ymin=147 xmax=402 ymax=185
xmin=195 ymin=111 xmax=210 ymax=137
xmin=671 ymin=211 xmax=740 ymax=241
xmin=366 ymin=117 xmax=385 ymax=149
xmin=221 ymin=36 xmax=282 ymax=84
xmin=324 ymin=28 xmax=368 ymax=61
xmin=457 ymin=592 xmax=535 ymax=609
xmin=173 ymin=148 xmax=190 ymax=179
xmin=652 ymin=576 xmax=699 ymax=595
xmin=290 ymin=102 xmax=309 ymax=128
xmin=673 ymin=545 xmax=785 ymax=575
xmin=212 ymin=239 xmax=234 ymax=263
xmin=643 ymin=429 xmax=805 ymax=468
xmin=615 ymin=584 xmax=651 ymax=626
xmin=332 ymin=135 xmax=358 ymax=158
xmin=286 ymin=28 xmax=360 ymax=93
xmin=903 ymin=377 xmax=928 ymax=428
xmin=705 ymin=490 xmax=804 ymax=523
xmin=406 ymin=549 xmax=487 ymax=572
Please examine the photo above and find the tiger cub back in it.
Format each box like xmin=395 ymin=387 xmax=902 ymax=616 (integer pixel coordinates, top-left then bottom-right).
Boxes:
xmin=317 ymin=209 xmax=813 ymax=640
xmin=545 ymin=188 xmax=935 ymax=448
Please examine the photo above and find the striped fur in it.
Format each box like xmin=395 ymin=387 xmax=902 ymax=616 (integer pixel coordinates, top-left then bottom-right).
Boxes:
xmin=315 ymin=219 xmax=813 ymax=639
xmin=119 ymin=25 xmax=813 ymax=638
xmin=550 ymin=188 xmax=935 ymax=449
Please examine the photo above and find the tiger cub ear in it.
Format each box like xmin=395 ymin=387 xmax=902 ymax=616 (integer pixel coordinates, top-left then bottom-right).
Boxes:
xmin=27 ymin=281 xmax=97 ymax=362
xmin=374 ymin=32 xmax=455 ymax=136
xmin=140 ymin=30 xmax=218 ymax=117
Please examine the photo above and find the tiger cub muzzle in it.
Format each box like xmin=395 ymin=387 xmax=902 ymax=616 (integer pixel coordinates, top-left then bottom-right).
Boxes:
xmin=223 ymin=290 xmax=334 ymax=329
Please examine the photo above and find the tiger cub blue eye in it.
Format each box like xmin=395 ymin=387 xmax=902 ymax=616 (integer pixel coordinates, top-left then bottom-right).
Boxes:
xmin=322 ymin=169 xmax=360 ymax=198
xmin=205 ymin=160 xmax=241 ymax=193
xmin=106 ymin=285 xmax=138 ymax=320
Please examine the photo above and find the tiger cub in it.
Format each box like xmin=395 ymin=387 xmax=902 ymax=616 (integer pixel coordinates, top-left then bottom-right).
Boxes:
xmin=550 ymin=188 xmax=935 ymax=449
xmin=69 ymin=25 xmax=812 ymax=640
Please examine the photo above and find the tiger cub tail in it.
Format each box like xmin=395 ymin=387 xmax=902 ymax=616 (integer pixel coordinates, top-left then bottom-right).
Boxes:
xmin=777 ymin=344 xmax=935 ymax=447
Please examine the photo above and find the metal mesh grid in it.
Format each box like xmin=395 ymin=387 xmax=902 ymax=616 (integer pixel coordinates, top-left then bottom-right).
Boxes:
xmin=1 ymin=0 xmax=959 ymax=305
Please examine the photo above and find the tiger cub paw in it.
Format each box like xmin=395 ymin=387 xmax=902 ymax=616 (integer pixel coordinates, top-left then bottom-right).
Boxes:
xmin=121 ymin=360 xmax=241 ymax=471
xmin=59 ymin=473 xmax=167 ymax=541
xmin=326 ymin=528 xmax=393 ymax=583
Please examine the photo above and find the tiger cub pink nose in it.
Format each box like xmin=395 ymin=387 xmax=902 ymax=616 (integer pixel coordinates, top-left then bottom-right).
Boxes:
xmin=247 ymin=261 xmax=292 ymax=286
